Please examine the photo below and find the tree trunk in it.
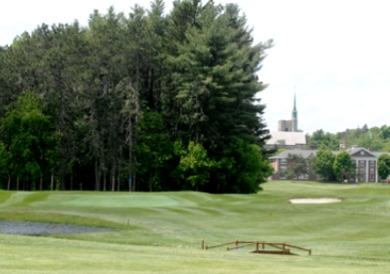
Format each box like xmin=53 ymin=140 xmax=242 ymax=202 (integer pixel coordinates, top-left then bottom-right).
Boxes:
xmin=57 ymin=58 xmax=66 ymax=191
xmin=60 ymin=158 xmax=65 ymax=190
xmin=95 ymin=158 xmax=101 ymax=191
xmin=51 ymin=173 xmax=54 ymax=191
xmin=70 ymin=173 xmax=73 ymax=191
xmin=40 ymin=177 xmax=43 ymax=191
xmin=117 ymin=145 xmax=123 ymax=192
xmin=7 ymin=175 xmax=11 ymax=191
xmin=133 ymin=174 xmax=137 ymax=192
xmin=133 ymin=55 xmax=140 ymax=192
xmin=128 ymin=113 xmax=133 ymax=192
xmin=103 ymin=168 xmax=107 ymax=191
xmin=102 ymin=158 xmax=107 ymax=191
xmin=111 ymin=164 xmax=116 ymax=192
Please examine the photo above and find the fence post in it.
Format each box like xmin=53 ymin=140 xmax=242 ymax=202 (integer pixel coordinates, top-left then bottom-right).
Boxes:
xmin=201 ymin=240 xmax=204 ymax=250
xmin=282 ymin=243 xmax=285 ymax=254
xmin=262 ymin=241 xmax=265 ymax=250
xmin=309 ymin=249 xmax=312 ymax=256
xmin=53 ymin=226 xmax=57 ymax=237
xmin=256 ymin=241 xmax=259 ymax=252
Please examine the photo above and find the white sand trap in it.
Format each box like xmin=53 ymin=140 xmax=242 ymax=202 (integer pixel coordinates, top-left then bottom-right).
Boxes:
xmin=289 ymin=198 xmax=342 ymax=204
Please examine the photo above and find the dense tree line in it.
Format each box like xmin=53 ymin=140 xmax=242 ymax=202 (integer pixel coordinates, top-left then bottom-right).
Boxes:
xmin=283 ymin=150 xmax=357 ymax=183
xmin=306 ymin=124 xmax=390 ymax=152
xmin=0 ymin=0 xmax=273 ymax=193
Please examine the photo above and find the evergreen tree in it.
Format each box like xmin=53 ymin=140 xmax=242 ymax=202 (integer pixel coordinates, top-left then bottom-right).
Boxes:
xmin=0 ymin=1 xmax=273 ymax=193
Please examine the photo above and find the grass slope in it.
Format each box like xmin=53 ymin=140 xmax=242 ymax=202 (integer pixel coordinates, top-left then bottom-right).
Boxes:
xmin=0 ymin=181 xmax=390 ymax=273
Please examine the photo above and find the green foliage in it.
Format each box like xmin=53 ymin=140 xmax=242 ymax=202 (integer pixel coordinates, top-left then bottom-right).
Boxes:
xmin=314 ymin=149 xmax=336 ymax=181
xmin=307 ymin=125 xmax=390 ymax=152
xmin=0 ymin=142 xmax=11 ymax=187
xmin=306 ymin=129 xmax=339 ymax=150
xmin=0 ymin=2 xmax=271 ymax=193
xmin=377 ymin=154 xmax=390 ymax=180
xmin=213 ymin=137 xmax=273 ymax=193
xmin=286 ymin=153 xmax=309 ymax=179
xmin=135 ymin=111 xmax=173 ymax=191
xmin=333 ymin=151 xmax=354 ymax=181
xmin=1 ymin=92 xmax=59 ymax=189
xmin=166 ymin=1 xmax=271 ymax=148
xmin=175 ymin=141 xmax=215 ymax=190
xmin=338 ymin=125 xmax=385 ymax=152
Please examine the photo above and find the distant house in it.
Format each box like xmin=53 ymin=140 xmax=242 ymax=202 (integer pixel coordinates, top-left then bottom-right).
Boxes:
xmin=269 ymin=149 xmax=319 ymax=181
xmin=269 ymin=146 xmax=389 ymax=183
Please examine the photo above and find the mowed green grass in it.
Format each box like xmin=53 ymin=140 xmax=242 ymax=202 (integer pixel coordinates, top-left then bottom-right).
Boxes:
xmin=1 ymin=181 xmax=390 ymax=273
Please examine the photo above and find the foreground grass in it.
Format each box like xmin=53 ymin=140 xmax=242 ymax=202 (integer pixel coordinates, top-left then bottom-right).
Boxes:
xmin=0 ymin=181 xmax=390 ymax=273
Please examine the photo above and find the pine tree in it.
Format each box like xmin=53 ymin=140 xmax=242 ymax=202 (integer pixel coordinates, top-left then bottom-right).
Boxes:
xmin=166 ymin=2 xmax=272 ymax=192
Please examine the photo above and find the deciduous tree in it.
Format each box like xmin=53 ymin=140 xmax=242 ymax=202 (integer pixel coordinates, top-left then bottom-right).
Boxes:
xmin=377 ymin=154 xmax=390 ymax=181
xmin=333 ymin=151 xmax=354 ymax=182
xmin=1 ymin=92 xmax=59 ymax=190
xmin=286 ymin=153 xmax=309 ymax=179
xmin=314 ymin=149 xmax=336 ymax=181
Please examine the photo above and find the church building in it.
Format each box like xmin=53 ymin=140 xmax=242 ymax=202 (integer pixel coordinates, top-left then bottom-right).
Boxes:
xmin=278 ymin=93 xmax=298 ymax=132
xmin=265 ymin=93 xmax=307 ymax=149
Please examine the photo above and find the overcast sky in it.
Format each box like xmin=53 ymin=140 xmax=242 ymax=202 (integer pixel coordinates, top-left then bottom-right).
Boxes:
xmin=1 ymin=0 xmax=389 ymax=134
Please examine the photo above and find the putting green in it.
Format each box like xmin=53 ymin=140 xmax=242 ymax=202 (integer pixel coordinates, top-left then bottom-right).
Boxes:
xmin=2 ymin=192 xmax=199 ymax=208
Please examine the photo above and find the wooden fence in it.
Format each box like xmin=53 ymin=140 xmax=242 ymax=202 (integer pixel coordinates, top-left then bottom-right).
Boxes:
xmin=201 ymin=240 xmax=311 ymax=256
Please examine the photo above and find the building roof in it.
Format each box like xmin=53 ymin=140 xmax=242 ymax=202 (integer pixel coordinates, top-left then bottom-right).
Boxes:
xmin=347 ymin=146 xmax=376 ymax=158
xmin=269 ymin=149 xmax=328 ymax=160
xmin=266 ymin=131 xmax=306 ymax=146
xmin=269 ymin=146 xmax=390 ymax=160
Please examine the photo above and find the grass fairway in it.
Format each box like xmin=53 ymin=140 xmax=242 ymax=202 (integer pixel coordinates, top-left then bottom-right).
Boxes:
xmin=1 ymin=181 xmax=390 ymax=273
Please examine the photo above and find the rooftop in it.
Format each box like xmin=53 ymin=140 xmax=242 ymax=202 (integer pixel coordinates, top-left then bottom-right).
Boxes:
xmin=266 ymin=131 xmax=306 ymax=146
xmin=269 ymin=146 xmax=390 ymax=160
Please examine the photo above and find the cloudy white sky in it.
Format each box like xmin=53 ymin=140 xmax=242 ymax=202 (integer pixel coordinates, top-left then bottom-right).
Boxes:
xmin=1 ymin=0 xmax=389 ymax=134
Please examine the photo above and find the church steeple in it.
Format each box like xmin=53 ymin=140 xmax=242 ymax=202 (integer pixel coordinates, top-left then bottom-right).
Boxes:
xmin=291 ymin=90 xmax=298 ymax=131
xmin=292 ymin=92 xmax=297 ymax=120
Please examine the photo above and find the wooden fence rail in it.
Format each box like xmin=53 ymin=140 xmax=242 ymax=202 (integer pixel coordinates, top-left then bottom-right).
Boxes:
xmin=205 ymin=241 xmax=237 ymax=250
xmin=202 ymin=240 xmax=311 ymax=256
xmin=284 ymin=243 xmax=312 ymax=255
xmin=227 ymin=242 xmax=256 ymax=251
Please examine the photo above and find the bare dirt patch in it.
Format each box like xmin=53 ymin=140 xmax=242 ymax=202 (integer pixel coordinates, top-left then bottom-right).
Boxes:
xmin=289 ymin=198 xmax=342 ymax=204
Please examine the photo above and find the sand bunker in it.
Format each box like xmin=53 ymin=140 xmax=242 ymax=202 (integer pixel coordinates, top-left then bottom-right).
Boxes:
xmin=289 ymin=198 xmax=342 ymax=204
